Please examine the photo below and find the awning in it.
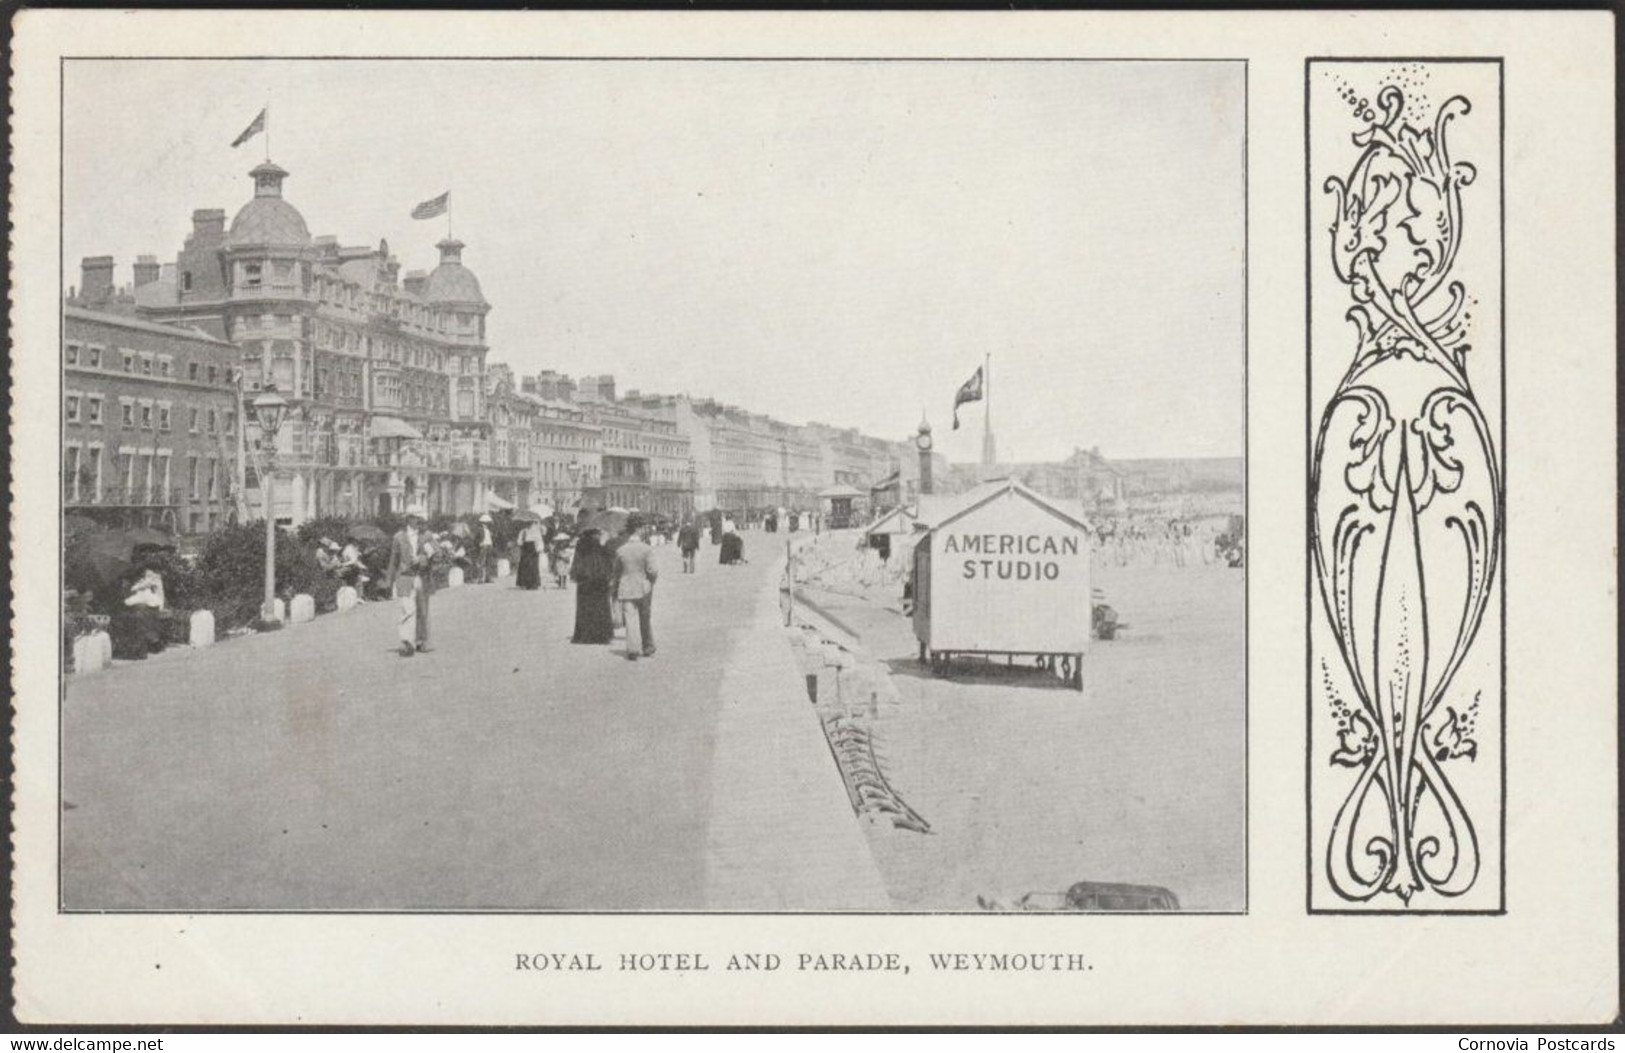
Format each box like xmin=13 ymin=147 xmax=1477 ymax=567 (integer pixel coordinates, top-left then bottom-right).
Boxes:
xmin=484 ymin=493 xmax=516 ymax=511
xmin=819 ymin=483 xmax=865 ymax=499
xmin=369 ymin=415 xmax=423 ymax=440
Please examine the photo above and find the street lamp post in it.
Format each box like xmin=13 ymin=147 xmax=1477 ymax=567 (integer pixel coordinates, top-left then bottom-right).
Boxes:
xmin=250 ymin=386 xmax=289 ymax=624
xmin=566 ymin=459 xmax=581 ymax=513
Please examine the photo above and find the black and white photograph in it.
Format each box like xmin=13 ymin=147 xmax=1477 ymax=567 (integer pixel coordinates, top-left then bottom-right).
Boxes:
xmin=55 ymin=57 xmax=1246 ymax=913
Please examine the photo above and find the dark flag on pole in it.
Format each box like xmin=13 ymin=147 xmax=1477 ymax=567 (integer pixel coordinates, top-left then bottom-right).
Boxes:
xmin=411 ymin=192 xmax=450 ymax=220
xmin=230 ymin=108 xmax=267 ymax=149
xmin=952 ymin=365 xmax=984 ymax=429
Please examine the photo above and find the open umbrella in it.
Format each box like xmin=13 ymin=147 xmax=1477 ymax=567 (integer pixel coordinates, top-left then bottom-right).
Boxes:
xmin=125 ymin=526 xmax=175 ymax=551
xmin=582 ymin=509 xmax=629 ymax=536
xmin=66 ymin=528 xmax=176 ymax=595
xmin=347 ymin=523 xmax=387 ymax=543
xmin=513 ymin=509 xmax=544 ymax=524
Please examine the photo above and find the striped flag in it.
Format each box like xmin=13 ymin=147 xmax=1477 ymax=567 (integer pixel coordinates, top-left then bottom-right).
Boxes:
xmin=230 ymin=108 xmax=267 ymax=149
xmin=411 ymin=192 xmax=450 ymax=220
xmin=952 ymin=365 xmax=984 ymax=429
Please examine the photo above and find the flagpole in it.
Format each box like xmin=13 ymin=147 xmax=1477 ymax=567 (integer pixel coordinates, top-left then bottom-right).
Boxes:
xmin=982 ymin=352 xmax=993 ymax=467
xmin=264 ymin=102 xmax=271 ymax=162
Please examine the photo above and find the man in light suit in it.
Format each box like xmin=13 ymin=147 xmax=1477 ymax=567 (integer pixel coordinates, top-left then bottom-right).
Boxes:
xmin=610 ymin=517 xmax=658 ymax=661
xmin=384 ymin=511 xmax=435 ymax=657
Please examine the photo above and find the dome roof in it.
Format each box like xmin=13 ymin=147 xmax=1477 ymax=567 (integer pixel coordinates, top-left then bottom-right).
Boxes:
xmin=227 ymin=196 xmax=312 ymax=248
xmin=423 ymin=238 xmax=487 ymax=306
xmin=226 ymin=162 xmax=311 ymax=249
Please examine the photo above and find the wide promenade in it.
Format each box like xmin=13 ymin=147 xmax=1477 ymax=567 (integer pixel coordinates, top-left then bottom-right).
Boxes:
xmin=61 ymin=530 xmax=884 ymax=911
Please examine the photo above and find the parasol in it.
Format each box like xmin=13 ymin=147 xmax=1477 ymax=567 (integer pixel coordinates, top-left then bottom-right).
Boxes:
xmin=582 ymin=509 xmax=630 ymax=536
xmin=347 ymin=523 xmax=388 ymax=543
xmin=66 ymin=528 xmax=176 ymax=595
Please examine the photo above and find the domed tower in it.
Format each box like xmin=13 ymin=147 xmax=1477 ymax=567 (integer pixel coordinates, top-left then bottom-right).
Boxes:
xmin=425 ymin=237 xmax=491 ymax=424
xmin=221 ymin=160 xmax=317 ymax=401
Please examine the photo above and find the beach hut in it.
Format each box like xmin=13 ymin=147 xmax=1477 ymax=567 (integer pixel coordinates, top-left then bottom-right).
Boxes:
xmin=818 ymin=483 xmax=865 ymax=529
xmin=910 ymin=478 xmax=1091 ymax=689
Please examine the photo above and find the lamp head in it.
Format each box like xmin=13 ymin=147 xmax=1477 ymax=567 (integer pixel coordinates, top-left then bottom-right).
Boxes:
xmin=252 ymin=385 xmax=290 ymax=438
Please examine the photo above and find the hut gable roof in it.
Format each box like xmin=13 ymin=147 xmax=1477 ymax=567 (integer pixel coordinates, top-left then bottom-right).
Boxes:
xmin=926 ymin=478 xmax=1092 ymax=536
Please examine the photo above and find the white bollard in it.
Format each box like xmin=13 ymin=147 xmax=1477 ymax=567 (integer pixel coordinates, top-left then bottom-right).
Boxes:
xmin=74 ymin=632 xmax=110 ymax=673
xmin=271 ymin=598 xmax=287 ymax=624
xmin=188 ymin=609 xmax=216 ymax=648
xmin=495 ymin=557 xmax=511 ymax=580
xmin=290 ymin=594 xmax=316 ymax=624
xmin=447 ymin=566 xmax=465 ymax=589
xmin=336 ymin=585 xmax=359 ymax=611
xmin=71 ymin=635 xmax=92 ymax=674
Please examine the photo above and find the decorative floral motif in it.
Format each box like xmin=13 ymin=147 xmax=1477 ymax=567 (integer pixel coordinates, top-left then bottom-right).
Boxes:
xmin=1313 ymin=85 xmax=1501 ymax=905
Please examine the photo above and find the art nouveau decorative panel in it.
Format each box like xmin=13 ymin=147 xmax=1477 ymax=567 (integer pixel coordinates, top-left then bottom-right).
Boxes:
xmin=1308 ymin=59 xmax=1504 ymax=913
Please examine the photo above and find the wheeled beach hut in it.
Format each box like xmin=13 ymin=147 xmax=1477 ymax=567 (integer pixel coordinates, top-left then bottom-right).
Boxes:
xmin=910 ymin=478 xmax=1091 ymax=689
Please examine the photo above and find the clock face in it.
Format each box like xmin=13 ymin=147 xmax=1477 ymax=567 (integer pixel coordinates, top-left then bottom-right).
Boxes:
xmin=916 ymin=433 xmax=933 ymax=451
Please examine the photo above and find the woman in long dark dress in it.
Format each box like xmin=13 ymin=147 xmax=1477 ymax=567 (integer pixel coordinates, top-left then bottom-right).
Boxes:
xmin=515 ymin=522 xmax=543 ymax=590
xmin=569 ymin=529 xmax=616 ymax=644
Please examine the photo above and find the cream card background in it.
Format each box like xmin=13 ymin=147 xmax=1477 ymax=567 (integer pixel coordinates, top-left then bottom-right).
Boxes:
xmin=10 ymin=9 xmax=1617 ymax=1025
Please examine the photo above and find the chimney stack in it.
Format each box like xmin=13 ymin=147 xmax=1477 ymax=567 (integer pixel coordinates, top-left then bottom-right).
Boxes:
xmin=79 ymin=256 xmax=115 ymax=305
xmin=191 ymin=209 xmax=226 ymax=238
xmin=403 ymin=269 xmax=428 ymax=297
xmin=132 ymin=254 xmax=161 ymax=288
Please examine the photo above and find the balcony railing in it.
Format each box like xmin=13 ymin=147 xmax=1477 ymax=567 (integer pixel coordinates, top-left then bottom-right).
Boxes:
xmin=66 ymin=485 xmax=184 ymax=508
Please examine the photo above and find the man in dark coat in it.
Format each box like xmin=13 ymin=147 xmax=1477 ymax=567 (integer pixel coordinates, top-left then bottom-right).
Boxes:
xmin=677 ymin=519 xmax=701 ymax=574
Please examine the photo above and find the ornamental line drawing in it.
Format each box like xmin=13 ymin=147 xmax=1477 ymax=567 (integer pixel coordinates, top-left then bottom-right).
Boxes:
xmin=1311 ymin=82 xmax=1502 ymax=905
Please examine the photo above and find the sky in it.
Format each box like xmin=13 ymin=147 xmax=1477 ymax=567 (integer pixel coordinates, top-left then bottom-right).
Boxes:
xmin=63 ymin=59 xmax=1244 ymax=462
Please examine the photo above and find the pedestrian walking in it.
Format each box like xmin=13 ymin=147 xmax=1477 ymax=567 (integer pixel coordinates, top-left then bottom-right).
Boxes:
xmin=476 ymin=513 xmax=497 ymax=583
xmin=611 ymin=517 xmax=658 ymax=660
xmin=568 ymin=528 xmax=616 ymax=645
xmin=516 ymin=520 xmax=543 ymax=590
xmin=677 ymin=519 xmax=700 ymax=574
xmin=384 ymin=512 xmax=436 ymax=657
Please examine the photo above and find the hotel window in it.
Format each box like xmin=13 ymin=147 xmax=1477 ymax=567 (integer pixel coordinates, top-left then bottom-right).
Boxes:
xmin=65 ymin=343 xmax=79 ymax=366
xmin=207 ymin=459 xmax=219 ymax=499
xmin=88 ymin=346 xmax=102 ymax=368
xmin=189 ymin=408 xmax=200 ymax=433
xmin=121 ymin=351 xmax=134 ymax=372
xmin=207 ymin=409 xmax=218 ymax=433
xmin=140 ymin=354 xmax=154 ymax=376
xmin=87 ymin=397 xmax=102 ymax=425
xmin=188 ymin=456 xmax=199 ymax=498
xmin=244 ymin=262 xmax=262 ymax=288
xmin=158 ymin=404 xmax=172 ymax=432
xmin=85 ymin=446 xmax=102 ymax=499
xmin=120 ymin=400 xmax=134 ymax=427
xmin=65 ymin=394 xmax=80 ymax=423
xmin=140 ymin=402 xmax=153 ymax=429
xmin=65 ymin=446 xmax=80 ymax=501
xmin=182 ymin=271 xmax=193 ymax=292
xmin=225 ymin=411 xmax=236 ymax=434
xmin=188 ymin=362 xmax=199 ymax=381
xmin=158 ymin=356 xmax=173 ymax=377
xmin=274 ymin=261 xmax=293 ymax=281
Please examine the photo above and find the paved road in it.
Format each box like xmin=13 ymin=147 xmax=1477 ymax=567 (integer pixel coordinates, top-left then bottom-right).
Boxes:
xmin=62 ymin=533 xmax=789 ymax=910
